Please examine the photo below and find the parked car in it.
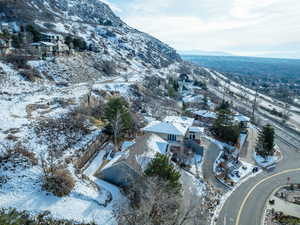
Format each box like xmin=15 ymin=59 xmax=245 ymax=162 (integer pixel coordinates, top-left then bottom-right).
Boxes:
xmin=242 ymin=165 xmax=247 ymax=170
xmin=266 ymin=164 xmax=276 ymax=172
xmin=252 ymin=167 xmax=259 ymax=173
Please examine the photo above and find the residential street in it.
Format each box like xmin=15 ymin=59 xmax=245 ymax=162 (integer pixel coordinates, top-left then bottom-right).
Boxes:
xmin=216 ymin=138 xmax=300 ymax=225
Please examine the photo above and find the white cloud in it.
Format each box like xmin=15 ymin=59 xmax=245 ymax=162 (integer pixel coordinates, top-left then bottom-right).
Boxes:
xmin=105 ymin=0 xmax=300 ymax=58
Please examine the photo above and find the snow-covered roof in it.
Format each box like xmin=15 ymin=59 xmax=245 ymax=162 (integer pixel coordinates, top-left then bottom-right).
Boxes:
xmin=163 ymin=116 xmax=194 ymax=127
xmin=142 ymin=120 xmax=188 ymax=136
xmin=182 ymin=95 xmax=203 ymax=103
xmin=193 ymin=110 xmax=217 ymax=119
xmin=234 ymin=114 xmax=250 ymax=122
xmin=31 ymin=42 xmax=56 ymax=47
xmin=121 ymin=141 xmax=135 ymax=151
xmin=40 ymin=41 xmax=56 ymax=46
xmin=189 ymin=126 xmax=204 ymax=133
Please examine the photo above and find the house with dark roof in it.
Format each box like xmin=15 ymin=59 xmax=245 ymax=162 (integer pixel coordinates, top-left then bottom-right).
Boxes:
xmin=96 ymin=133 xmax=169 ymax=187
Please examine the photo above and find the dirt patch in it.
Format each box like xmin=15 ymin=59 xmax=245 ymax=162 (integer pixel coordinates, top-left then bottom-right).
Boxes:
xmin=26 ymin=103 xmax=50 ymax=118
xmin=3 ymin=128 xmax=20 ymax=134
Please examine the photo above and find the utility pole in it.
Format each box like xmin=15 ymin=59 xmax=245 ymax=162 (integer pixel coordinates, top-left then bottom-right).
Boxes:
xmin=252 ymin=87 xmax=259 ymax=122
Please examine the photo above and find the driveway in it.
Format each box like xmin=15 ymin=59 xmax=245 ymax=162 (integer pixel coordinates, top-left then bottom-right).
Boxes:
xmin=202 ymin=137 xmax=228 ymax=191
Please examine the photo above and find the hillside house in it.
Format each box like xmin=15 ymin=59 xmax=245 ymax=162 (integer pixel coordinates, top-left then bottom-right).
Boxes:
xmin=0 ymin=23 xmax=11 ymax=34
xmin=142 ymin=116 xmax=204 ymax=155
xmin=192 ymin=110 xmax=217 ymax=124
xmin=96 ymin=133 xmax=169 ymax=187
xmin=41 ymin=33 xmax=64 ymax=43
xmin=234 ymin=114 xmax=250 ymax=131
xmin=31 ymin=42 xmax=56 ymax=57
xmin=40 ymin=33 xmax=69 ymax=55
xmin=0 ymin=22 xmax=19 ymax=34
xmin=0 ymin=38 xmax=12 ymax=55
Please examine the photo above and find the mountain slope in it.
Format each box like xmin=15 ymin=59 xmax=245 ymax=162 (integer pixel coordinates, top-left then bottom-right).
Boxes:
xmin=0 ymin=0 xmax=181 ymax=70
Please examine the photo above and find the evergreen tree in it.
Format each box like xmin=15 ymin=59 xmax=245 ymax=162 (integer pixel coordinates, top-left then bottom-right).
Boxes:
xmin=104 ymin=97 xmax=134 ymax=152
xmin=217 ymin=101 xmax=231 ymax=112
xmin=26 ymin=24 xmax=42 ymax=42
xmin=145 ymin=153 xmax=182 ymax=193
xmin=212 ymin=109 xmax=241 ymax=144
xmin=168 ymin=86 xmax=176 ymax=98
xmin=255 ymin=124 xmax=275 ymax=158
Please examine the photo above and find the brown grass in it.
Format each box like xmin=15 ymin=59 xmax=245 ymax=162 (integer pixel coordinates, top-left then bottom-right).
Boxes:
xmin=42 ymin=168 xmax=75 ymax=197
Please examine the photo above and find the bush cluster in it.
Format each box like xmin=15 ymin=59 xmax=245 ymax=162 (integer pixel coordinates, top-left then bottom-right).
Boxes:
xmin=42 ymin=168 xmax=75 ymax=197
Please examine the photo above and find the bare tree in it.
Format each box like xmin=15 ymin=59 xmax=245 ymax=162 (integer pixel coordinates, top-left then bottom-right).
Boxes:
xmin=116 ymin=176 xmax=209 ymax=225
xmin=112 ymin=110 xmax=124 ymax=153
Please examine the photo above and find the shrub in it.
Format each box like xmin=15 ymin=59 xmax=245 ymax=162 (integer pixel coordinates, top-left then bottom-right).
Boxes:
xmin=0 ymin=208 xmax=96 ymax=225
xmin=101 ymin=60 xmax=116 ymax=75
xmin=42 ymin=168 xmax=75 ymax=197
xmin=20 ymin=68 xmax=42 ymax=82
xmin=73 ymin=38 xmax=87 ymax=51
xmin=4 ymin=54 xmax=32 ymax=69
xmin=35 ymin=110 xmax=91 ymax=152
xmin=26 ymin=24 xmax=42 ymax=42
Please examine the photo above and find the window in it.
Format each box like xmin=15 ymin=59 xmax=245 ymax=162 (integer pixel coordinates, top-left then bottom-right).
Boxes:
xmin=189 ymin=132 xmax=196 ymax=140
xmin=168 ymin=134 xmax=177 ymax=141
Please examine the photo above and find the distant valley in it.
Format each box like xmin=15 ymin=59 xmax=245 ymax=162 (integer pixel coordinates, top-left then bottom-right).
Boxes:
xmin=183 ymin=55 xmax=300 ymax=104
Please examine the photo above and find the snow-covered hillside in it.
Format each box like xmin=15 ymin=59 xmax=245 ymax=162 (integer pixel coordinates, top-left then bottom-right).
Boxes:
xmin=0 ymin=0 xmax=212 ymax=224
xmin=0 ymin=0 xmax=181 ymax=69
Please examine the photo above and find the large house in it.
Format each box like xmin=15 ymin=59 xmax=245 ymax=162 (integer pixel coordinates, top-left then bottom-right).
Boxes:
xmin=30 ymin=42 xmax=56 ymax=57
xmin=30 ymin=32 xmax=69 ymax=56
xmin=142 ymin=116 xmax=204 ymax=156
xmin=96 ymin=133 xmax=169 ymax=187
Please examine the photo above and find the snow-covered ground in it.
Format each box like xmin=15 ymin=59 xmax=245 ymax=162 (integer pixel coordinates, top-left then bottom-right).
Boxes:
xmin=189 ymin=154 xmax=203 ymax=177
xmin=0 ymin=144 xmax=125 ymax=225
xmin=254 ymin=152 xmax=279 ymax=168
xmin=228 ymin=161 xmax=254 ymax=183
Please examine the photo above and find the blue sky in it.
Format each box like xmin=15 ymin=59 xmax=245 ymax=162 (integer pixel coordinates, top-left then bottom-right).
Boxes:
xmin=103 ymin=0 xmax=300 ymax=58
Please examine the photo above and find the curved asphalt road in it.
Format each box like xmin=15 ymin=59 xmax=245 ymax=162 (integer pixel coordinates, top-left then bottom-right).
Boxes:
xmin=216 ymin=139 xmax=300 ymax=225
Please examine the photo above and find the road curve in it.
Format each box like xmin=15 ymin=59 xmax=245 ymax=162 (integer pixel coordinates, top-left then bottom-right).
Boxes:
xmin=216 ymin=139 xmax=300 ymax=225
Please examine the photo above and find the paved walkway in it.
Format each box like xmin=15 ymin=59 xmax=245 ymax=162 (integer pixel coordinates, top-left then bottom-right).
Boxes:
xmin=267 ymin=196 xmax=300 ymax=219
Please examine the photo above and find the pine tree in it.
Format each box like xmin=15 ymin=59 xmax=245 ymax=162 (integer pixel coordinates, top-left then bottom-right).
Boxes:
xmin=145 ymin=153 xmax=182 ymax=193
xmin=202 ymin=95 xmax=208 ymax=110
xmin=255 ymin=124 xmax=275 ymax=158
xmin=104 ymin=97 xmax=134 ymax=152
xmin=212 ymin=109 xmax=241 ymax=144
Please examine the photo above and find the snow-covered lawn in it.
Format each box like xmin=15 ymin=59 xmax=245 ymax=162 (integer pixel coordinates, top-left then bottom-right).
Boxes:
xmin=228 ymin=161 xmax=255 ymax=183
xmin=0 ymin=146 xmax=126 ymax=225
